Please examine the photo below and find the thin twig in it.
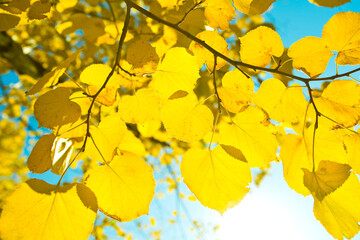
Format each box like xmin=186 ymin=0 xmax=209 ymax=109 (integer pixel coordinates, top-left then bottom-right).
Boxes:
xmin=212 ymin=55 xmax=221 ymax=113
xmin=175 ymin=0 xmax=204 ymax=25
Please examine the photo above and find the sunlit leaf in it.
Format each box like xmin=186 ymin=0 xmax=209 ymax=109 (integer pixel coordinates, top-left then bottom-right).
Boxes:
xmin=314 ymin=80 xmax=360 ymax=128
xmin=254 ymin=78 xmax=307 ymax=122
xmin=240 ymin=26 xmax=284 ymax=67
xmin=189 ymin=31 xmax=228 ymax=70
xmin=322 ymin=12 xmax=360 ymax=65
xmin=86 ymin=114 xmax=127 ymax=163
xmin=161 ymin=93 xmax=213 ymax=142
xmin=153 ymin=47 xmax=199 ymax=99
xmin=80 ymin=64 xmax=120 ymax=106
xmin=218 ymin=69 xmax=254 ymax=113
xmin=85 ymin=151 xmax=155 ymax=222
xmin=27 ymin=133 xmax=56 ymax=174
xmin=203 ymin=0 xmax=235 ymax=30
xmin=313 ymin=173 xmax=360 ymax=240
xmin=303 ymin=160 xmax=351 ymax=201
xmin=119 ymin=89 xmax=161 ymax=124
xmin=34 ymin=87 xmax=81 ymax=129
xmin=0 ymin=179 xmax=97 ymax=240
xmin=288 ymin=36 xmax=333 ymax=78
xmin=219 ymin=106 xmax=278 ymax=167
xmin=181 ymin=145 xmax=251 ymax=214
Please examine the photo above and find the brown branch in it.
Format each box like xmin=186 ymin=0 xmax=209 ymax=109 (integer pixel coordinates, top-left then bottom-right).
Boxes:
xmin=125 ymin=0 xmax=360 ymax=82
xmin=212 ymin=55 xmax=221 ymax=113
xmin=305 ymin=81 xmax=320 ymax=172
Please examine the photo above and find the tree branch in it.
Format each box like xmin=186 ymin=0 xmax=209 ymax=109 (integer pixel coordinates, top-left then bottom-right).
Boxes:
xmin=125 ymin=0 xmax=360 ymax=83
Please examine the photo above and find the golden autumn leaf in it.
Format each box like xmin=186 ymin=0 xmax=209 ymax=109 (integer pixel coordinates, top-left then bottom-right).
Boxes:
xmin=288 ymin=36 xmax=333 ymax=78
xmin=322 ymin=12 xmax=360 ymax=65
xmin=203 ymin=0 xmax=235 ymax=30
xmin=34 ymin=87 xmax=81 ymax=129
xmin=27 ymin=50 xmax=81 ymax=95
xmin=161 ymin=93 xmax=213 ymax=142
xmin=153 ymin=47 xmax=199 ymax=99
xmin=86 ymin=114 xmax=127 ymax=163
xmin=219 ymin=106 xmax=278 ymax=167
xmin=85 ymin=151 xmax=155 ymax=222
xmin=157 ymin=0 xmax=184 ymax=8
xmin=309 ymin=0 xmax=350 ymax=7
xmin=314 ymin=80 xmax=360 ymax=128
xmin=254 ymin=78 xmax=307 ymax=123
xmin=80 ymin=64 xmax=120 ymax=106
xmin=126 ymin=39 xmax=159 ymax=71
xmin=50 ymin=137 xmax=73 ymax=175
xmin=280 ymin=127 xmax=347 ymax=196
xmin=313 ymin=173 xmax=360 ymax=240
xmin=240 ymin=26 xmax=284 ymax=67
xmin=0 ymin=179 xmax=97 ymax=240
xmin=218 ymin=69 xmax=254 ymax=113
xmin=0 ymin=9 xmax=21 ymax=32
xmin=119 ymin=89 xmax=162 ymax=124
xmin=189 ymin=31 xmax=229 ymax=70
xmin=27 ymin=133 xmax=56 ymax=174
xmin=303 ymin=160 xmax=351 ymax=201
xmin=343 ymin=131 xmax=360 ymax=175
xmin=181 ymin=145 xmax=251 ymax=214
xmin=233 ymin=0 xmax=276 ymax=15
xmin=117 ymin=130 xmax=146 ymax=156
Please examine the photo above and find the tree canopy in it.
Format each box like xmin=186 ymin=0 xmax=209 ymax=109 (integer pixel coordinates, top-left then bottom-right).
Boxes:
xmin=1 ymin=0 xmax=360 ymax=239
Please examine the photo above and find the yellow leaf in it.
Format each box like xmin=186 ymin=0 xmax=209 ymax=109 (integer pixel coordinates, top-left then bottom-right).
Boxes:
xmin=27 ymin=0 xmax=50 ymax=20
xmin=153 ymin=47 xmax=199 ymax=99
xmin=117 ymin=130 xmax=146 ymax=156
xmin=27 ymin=50 xmax=81 ymax=95
xmin=34 ymin=87 xmax=81 ymax=129
xmin=233 ymin=0 xmax=276 ymax=15
xmin=152 ymin=26 xmax=177 ymax=57
xmin=303 ymin=160 xmax=351 ymax=201
xmin=137 ymin=120 xmax=162 ymax=138
xmin=181 ymin=145 xmax=251 ymax=214
xmin=27 ymin=133 xmax=56 ymax=174
xmin=0 ymin=9 xmax=20 ymax=31
xmin=254 ymin=78 xmax=307 ymax=123
xmin=0 ymin=179 xmax=97 ymax=240
xmin=240 ymin=26 xmax=284 ymax=67
xmin=57 ymin=119 xmax=87 ymax=139
xmin=80 ymin=64 xmax=120 ymax=106
xmin=157 ymin=0 xmax=184 ymax=8
xmin=343 ymin=130 xmax=360 ymax=174
xmin=50 ymin=137 xmax=73 ymax=175
xmin=312 ymin=173 xmax=360 ymax=240
xmin=309 ymin=0 xmax=350 ymax=7
xmin=161 ymin=93 xmax=213 ymax=142
xmin=219 ymin=106 xmax=278 ymax=167
xmin=322 ymin=12 xmax=360 ymax=65
xmin=218 ymin=69 xmax=254 ymax=113
xmin=280 ymin=134 xmax=311 ymax=196
xmin=280 ymin=128 xmax=347 ymax=196
xmin=85 ymin=151 xmax=155 ymax=222
xmin=314 ymin=80 xmax=360 ymax=128
xmin=288 ymin=36 xmax=333 ymax=78
xmin=204 ymin=0 xmax=235 ymax=30
xmin=126 ymin=39 xmax=159 ymax=70
xmin=86 ymin=114 xmax=127 ymax=163
xmin=189 ymin=31 xmax=229 ymax=70
xmin=119 ymin=89 xmax=161 ymax=124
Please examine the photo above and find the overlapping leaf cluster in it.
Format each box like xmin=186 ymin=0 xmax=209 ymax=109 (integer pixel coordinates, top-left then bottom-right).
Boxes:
xmin=0 ymin=0 xmax=360 ymax=239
